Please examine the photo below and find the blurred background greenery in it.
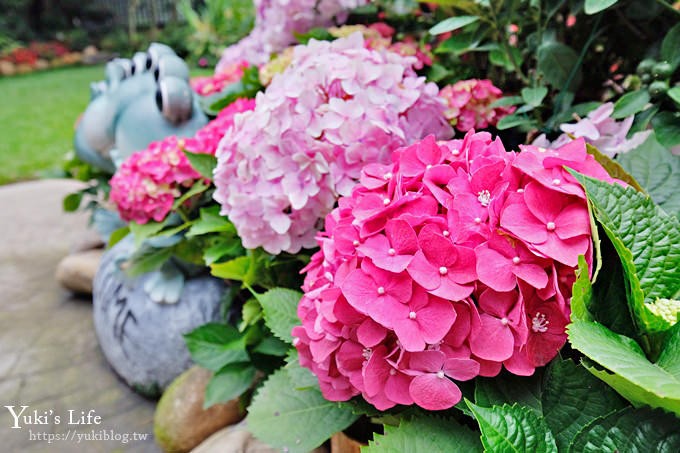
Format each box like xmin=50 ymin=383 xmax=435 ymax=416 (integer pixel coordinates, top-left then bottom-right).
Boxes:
xmin=0 ymin=0 xmax=253 ymax=184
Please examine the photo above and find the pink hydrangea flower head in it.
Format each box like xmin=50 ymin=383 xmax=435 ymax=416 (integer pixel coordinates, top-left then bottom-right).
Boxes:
xmin=388 ymin=39 xmax=433 ymax=70
xmin=190 ymin=60 xmax=250 ymax=96
xmin=216 ymin=0 xmax=368 ymax=71
xmin=440 ymin=79 xmax=515 ymax=132
xmin=294 ymin=131 xmax=620 ymax=411
xmin=213 ymin=33 xmax=452 ymax=254
xmin=110 ymin=99 xmax=255 ymax=223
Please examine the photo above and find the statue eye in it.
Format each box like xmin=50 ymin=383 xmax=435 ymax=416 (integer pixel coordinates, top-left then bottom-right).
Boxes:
xmin=155 ymin=87 xmax=163 ymax=113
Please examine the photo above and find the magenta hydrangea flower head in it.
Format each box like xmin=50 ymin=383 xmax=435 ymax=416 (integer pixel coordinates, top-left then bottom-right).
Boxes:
xmin=110 ymin=99 xmax=255 ymax=224
xmin=213 ymin=33 xmax=453 ymax=254
xmin=190 ymin=60 xmax=249 ymax=96
xmin=293 ymin=131 xmax=623 ymax=411
xmin=215 ymin=0 xmax=368 ymax=71
xmin=439 ymin=79 xmax=515 ymax=132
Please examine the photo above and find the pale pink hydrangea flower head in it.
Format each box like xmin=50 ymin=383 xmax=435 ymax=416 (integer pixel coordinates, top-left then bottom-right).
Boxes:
xmin=216 ymin=0 xmax=368 ymax=71
xmin=532 ymin=102 xmax=652 ymax=157
xmin=294 ymin=131 xmax=622 ymax=411
xmin=213 ymin=33 xmax=452 ymax=254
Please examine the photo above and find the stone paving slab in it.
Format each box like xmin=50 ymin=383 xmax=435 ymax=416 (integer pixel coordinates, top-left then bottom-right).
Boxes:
xmin=0 ymin=180 xmax=159 ymax=452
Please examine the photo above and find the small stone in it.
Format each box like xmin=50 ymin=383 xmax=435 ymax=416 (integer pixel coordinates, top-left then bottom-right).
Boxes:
xmin=55 ymin=249 xmax=104 ymax=294
xmin=154 ymin=366 xmax=245 ymax=453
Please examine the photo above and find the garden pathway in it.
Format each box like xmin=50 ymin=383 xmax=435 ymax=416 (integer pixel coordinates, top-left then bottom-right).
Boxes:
xmin=0 ymin=179 xmax=159 ymax=452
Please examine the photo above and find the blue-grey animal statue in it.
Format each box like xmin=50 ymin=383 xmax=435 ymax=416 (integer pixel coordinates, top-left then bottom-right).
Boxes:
xmin=74 ymin=43 xmax=208 ymax=173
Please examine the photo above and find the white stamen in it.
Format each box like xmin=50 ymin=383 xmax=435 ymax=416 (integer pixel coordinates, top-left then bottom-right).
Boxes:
xmin=474 ymin=217 xmax=482 ymax=224
xmin=517 ymin=188 xmax=524 ymax=193
xmin=409 ymin=311 xmax=417 ymax=319
xmin=477 ymin=190 xmax=491 ymax=207
xmin=353 ymin=240 xmax=360 ymax=247
xmin=426 ymin=164 xmax=432 ymax=169
xmin=451 ymin=149 xmax=460 ymax=156
xmin=383 ymin=172 xmax=392 ymax=180
xmin=377 ymin=286 xmax=385 ymax=295
xmin=532 ymin=312 xmax=549 ymax=333
xmin=362 ymin=348 xmax=372 ymax=360
xmin=436 ymin=370 xmax=445 ymax=379
xmin=500 ymin=317 xmax=509 ymax=326
xmin=389 ymin=368 xmax=397 ymax=375
xmin=383 ymin=198 xmax=390 ymax=205
xmin=439 ymin=266 xmax=448 ymax=275
xmin=512 ymin=256 xmax=520 ymax=265
xmin=547 ymin=221 xmax=556 ymax=231
xmin=552 ymin=178 xmax=561 ymax=185
xmin=442 ymin=230 xmax=450 ymax=237
xmin=388 ymin=248 xmax=396 ymax=256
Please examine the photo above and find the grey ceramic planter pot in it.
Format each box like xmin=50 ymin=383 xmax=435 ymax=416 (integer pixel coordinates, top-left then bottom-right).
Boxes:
xmin=93 ymin=236 xmax=226 ymax=397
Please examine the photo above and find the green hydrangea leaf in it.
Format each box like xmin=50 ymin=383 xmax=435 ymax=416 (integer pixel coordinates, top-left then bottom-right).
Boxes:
xmin=203 ymin=235 xmax=244 ymax=265
xmin=184 ymin=323 xmax=249 ymax=371
xmin=474 ymin=372 xmax=543 ymax=415
xmin=255 ymin=288 xmax=302 ymax=344
xmin=584 ymin=143 xmax=644 ymax=193
xmin=203 ymin=362 xmax=256 ymax=408
xmin=182 ymin=149 xmax=217 ymax=179
xmin=129 ymin=219 xmax=166 ymax=248
xmin=570 ymin=255 xmax=595 ymax=323
xmin=542 ymin=359 xmax=627 ymax=451
xmin=364 ymin=415 xmax=481 ymax=452
xmin=568 ymin=320 xmax=680 ymax=415
xmin=587 ymin=235 xmax=637 ymax=336
xmin=125 ymin=245 xmax=173 ymax=276
xmin=248 ymin=365 xmax=358 ymax=453
xmin=571 ymin=172 xmax=680 ymax=334
xmin=611 ymin=90 xmax=650 ymax=119
xmin=656 ymin=322 xmax=680 ymax=380
xmin=187 ymin=205 xmax=237 ymax=236
xmin=617 ymin=133 xmax=680 ymax=218
xmin=537 ymin=42 xmax=582 ymax=91
xmin=568 ymin=407 xmax=680 ymax=452
xmin=466 ymin=401 xmax=558 ymax=453
xmin=429 ymin=15 xmax=479 ymax=35
xmin=210 ymin=256 xmax=250 ymax=281
xmin=284 ymin=349 xmax=319 ymax=389
xmin=584 ymin=0 xmax=619 ymax=15
xmin=171 ymin=179 xmax=209 ymax=210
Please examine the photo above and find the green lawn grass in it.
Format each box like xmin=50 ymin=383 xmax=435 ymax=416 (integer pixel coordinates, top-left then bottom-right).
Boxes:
xmin=0 ymin=65 xmax=104 ymax=185
xmin=0 ymin=65 xmax=214 ymax=185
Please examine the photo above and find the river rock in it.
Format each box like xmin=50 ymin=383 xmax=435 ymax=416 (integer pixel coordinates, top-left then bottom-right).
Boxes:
xmin=55 ymin=248 xmax=104 ymax=294
xmin=155 ymin=366 xmax=244 ymax=453
xmin=92 ymin=235 xmax=227 ymax=397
